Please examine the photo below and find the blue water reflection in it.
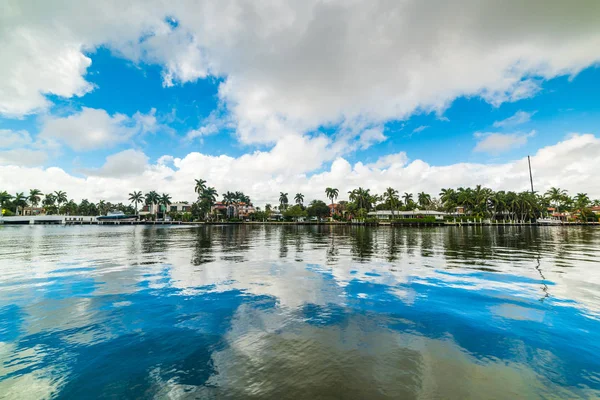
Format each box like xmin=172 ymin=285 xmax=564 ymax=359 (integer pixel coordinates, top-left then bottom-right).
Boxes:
xmin=0 ymin=225 xmax=599 ymax=398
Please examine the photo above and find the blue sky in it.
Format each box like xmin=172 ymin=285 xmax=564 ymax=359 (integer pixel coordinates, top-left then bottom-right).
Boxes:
xmin=1 ymin=1 xmax=600 ymax=204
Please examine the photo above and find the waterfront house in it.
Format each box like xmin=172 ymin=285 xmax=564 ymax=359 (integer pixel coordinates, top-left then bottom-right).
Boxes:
xmin=367 ymin=210 xmax=447 ymax=220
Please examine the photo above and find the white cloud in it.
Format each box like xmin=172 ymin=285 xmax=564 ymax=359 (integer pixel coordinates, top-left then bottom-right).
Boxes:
xmin=186 ymin=124 xmax=218 ymax=141
xmin=2 ymin=0 xmax=600 ymax=148
xmin=84 ymin=149 xmax=149 ymax=177
xmin=0 ymin=129 xmax=33 ymax=148
xmin=493 ymin=111 xmax=536 ymax=128
xmin=412 ymin=125 xmax=429 ymax=134
xmin=357 ymin=127 xmax=387 ymax=150
xmin=39 ymin=107 xmax=158 ymax=151
xmin=0 ymin=148 xmax=47 ymax=167
xmin=1 ymin=134 xmax=599 ymax=205
xmin=474 ymin=130 xmax=536 ymax=154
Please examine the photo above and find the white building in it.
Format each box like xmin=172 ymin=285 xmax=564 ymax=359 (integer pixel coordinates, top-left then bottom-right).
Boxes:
xmin=367 ymin=210 xmax=446 ymax=220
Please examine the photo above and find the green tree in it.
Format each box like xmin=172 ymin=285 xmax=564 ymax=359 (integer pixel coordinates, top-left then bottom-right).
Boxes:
xmin=128 ymin=191 xmax=144 ymax=214
xmin=417 ymin=192 xmax=431 ymax=210
xmin=283 ymin=204 xmax=308 ymax=221
xmin=325 ymin=187 xmax=339 ymax=216
xmin=28 ymin=189 xmax=43 ymax=210
xmin=97 ymin=200 xmax=107 ymax=215
xmin=294 ymin=193 xmax=304 ymax=205
xmin=160 ymin=193 xmax=172 ymax=215
xmin=0 ymin=191 xmax=12 ymax=214
xmin=382 ymin=187 xmax=399 ymax=218
xmin=402 ymin=192 xmax=414 ymax=210
xmin=545 ymin=187 xmax=566 ymax=212
xmin=279 ymin=192 xmax=289 ymax=210
xmin=307 ymin=200 xmax=330 ymax=220
xmin=194 ymin=179 xmax=207 ymax=197
xmin=14 ymin=192 xmax=27 ymax=215
xmin=574 ymin=193 xmax=590 ymax=210
xmin=145 ymin=191 xmax=160 ymax=217
xmin=54 ymin=191 xmax=68 ymax=210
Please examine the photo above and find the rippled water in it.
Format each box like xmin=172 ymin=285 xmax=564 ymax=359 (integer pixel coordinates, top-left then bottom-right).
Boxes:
xmin=1 ymin=225 xmax=599 ymax=399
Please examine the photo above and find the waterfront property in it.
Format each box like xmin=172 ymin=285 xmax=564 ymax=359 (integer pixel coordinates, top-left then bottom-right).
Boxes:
xmin=367 ymin=209 xmax=447 ymax=220
xmin=0 ymin=215 xmax=97 ymax=224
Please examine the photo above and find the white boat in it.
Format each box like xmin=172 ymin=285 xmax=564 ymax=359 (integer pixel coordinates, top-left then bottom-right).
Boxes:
xmin=97 ymin=211 xmax=138 ymax=222
xmin=537 ymin=217 xmax=562 ymax=225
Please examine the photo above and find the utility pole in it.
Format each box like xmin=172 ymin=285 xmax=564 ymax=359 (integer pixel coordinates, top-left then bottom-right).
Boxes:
xmin=528 ymin=155 xmax=534 ymax=193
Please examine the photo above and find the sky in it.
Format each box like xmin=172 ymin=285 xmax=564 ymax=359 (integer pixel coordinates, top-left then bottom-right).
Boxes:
xmin=1 ymin=0 xmax=600 ymax=206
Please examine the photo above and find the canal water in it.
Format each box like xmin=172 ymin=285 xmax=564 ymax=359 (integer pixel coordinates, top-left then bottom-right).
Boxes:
xmin=1 ymin=225 xmax=599 ymax=399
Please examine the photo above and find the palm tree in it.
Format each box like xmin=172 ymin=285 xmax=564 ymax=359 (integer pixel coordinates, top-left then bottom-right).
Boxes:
xmin=417 ymin=192 xmax=431 ymax=210
xmin=194 ymin=179 xmax=207 ymax=196
xmin=14 ymin=192 xmax=27 ymax=215
xmin=200 ymin=187 xmax=218 ymax=220
xmin=160 ymin=193 xmax=172 ymax=215
xmin=28 ymin=189 xmax=43 ymax=212
xmin=294 ymin=193 xmax=304 ymax=205
xmin=0 ymin=191 xmax=13 ymax=214
xmin=545 ymin=187 xmax=566 ymax=212
xmin=439 ymin=188 xmax=457 ymax=212
xmin=325 ymin=188 xmax=339 ymax=216
xmin=145 ymin=191 xmax=160 ymax=217
xmin=574 ymin=193 xmax=590 ymax=210
xmin=403 ymin=192 xmax=414 ymax=209
xmin=97 ymin=200 xmax=107 ymax=215
xmin=383 ymin=187 xmax=399 ymax=218
xmin=279 ymin=192 xmax=289 ymax=210
xmin=54 ymin=191 xmax=68 ymax=211
xmin=128 ymin=191 xmax=144 ymax=214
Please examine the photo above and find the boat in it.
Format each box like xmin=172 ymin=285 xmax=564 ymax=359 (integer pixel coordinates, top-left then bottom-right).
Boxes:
xmin=536 ymin=217 xmax=562 ymax=225
xmin=97 ymin=211 xmax=138 ymax=222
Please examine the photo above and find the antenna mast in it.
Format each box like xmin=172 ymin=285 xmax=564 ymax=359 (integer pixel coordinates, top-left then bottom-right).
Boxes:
xmin=528 ymin=155 xmax=534 ymax=193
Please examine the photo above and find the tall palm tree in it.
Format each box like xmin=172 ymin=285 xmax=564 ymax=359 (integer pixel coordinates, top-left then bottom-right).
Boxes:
xmin=294 ymin=193 xmax=304 ymax=205
xmin=0 ymin=191 xmax=13 ymax=214
xmin=403 ymin=192 xmax=414 ymax=209
xmin=160 ymin=193 xmax=172 ymax=215
xmin=128 ymin=191 xmax=144 ymax=214
xmin=545 ymin=187 xmax=566 ymax=212
xmin=97 ymin=200 xmax=107 ymax=215
xmin=200 ymin=187 xmax=218 ymax=220
xmin=325 ymin=187 xmax=339 ymax=212
xmin=194 ymin=179 xmax=207 ymax=197
xmin=574 ymin=193 xmax=590 ymax=210
xmin=417 ymin=192 xmax=431 ymax=210
xmin=54 ymin=191 xmax=68 ymax=211
xmin=145 ymin=191 xmax=160 ymax=217
xmin=279 ymin=192 xmax=289 ymax=210
xmin=28 ymin=189 xmax=43 ymax=212
xmin=14 ymin=192 xmax=27 ymax=215
xmin=383 ymin=187 xmax=399 ymax=218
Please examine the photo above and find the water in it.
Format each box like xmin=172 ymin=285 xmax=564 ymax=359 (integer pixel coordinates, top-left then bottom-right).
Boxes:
xmin=1 ymin=225 xmax=599 ymax=399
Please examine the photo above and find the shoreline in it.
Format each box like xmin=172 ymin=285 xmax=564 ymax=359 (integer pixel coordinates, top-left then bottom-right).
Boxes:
xmin=1 ymin=218 xmax=598 ymax=227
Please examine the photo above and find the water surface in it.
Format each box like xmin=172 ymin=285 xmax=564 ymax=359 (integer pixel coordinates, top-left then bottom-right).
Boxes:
xmin=1 ymin=225 xmax=599 ymax=399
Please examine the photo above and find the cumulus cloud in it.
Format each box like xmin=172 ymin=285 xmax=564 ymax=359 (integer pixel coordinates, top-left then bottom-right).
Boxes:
xmin=1 ymin=134 xmax=599 ymax=205
xmin=493 ymin=111 xmax=536 ymax=128
xmin=2 ymin=0 xmax=600 ymax=146
xmin=83 ymin=149 xmax=149 ymax=177
xmin=39 ymin=107 xmax=158 ymax=151
xmin=474 ymin=130 xmax=536 ymax=154
xmin=0 ymin=148 xmax=47 ymax=167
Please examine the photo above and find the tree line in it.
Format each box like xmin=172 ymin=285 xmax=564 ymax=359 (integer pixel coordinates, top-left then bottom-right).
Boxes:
xmin=1 ymin=183 xmax=598 ymax=222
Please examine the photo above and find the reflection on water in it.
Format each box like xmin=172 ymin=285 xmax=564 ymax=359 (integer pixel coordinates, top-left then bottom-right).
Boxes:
xmin=1 ymin=225 xmax=600 ymax=399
